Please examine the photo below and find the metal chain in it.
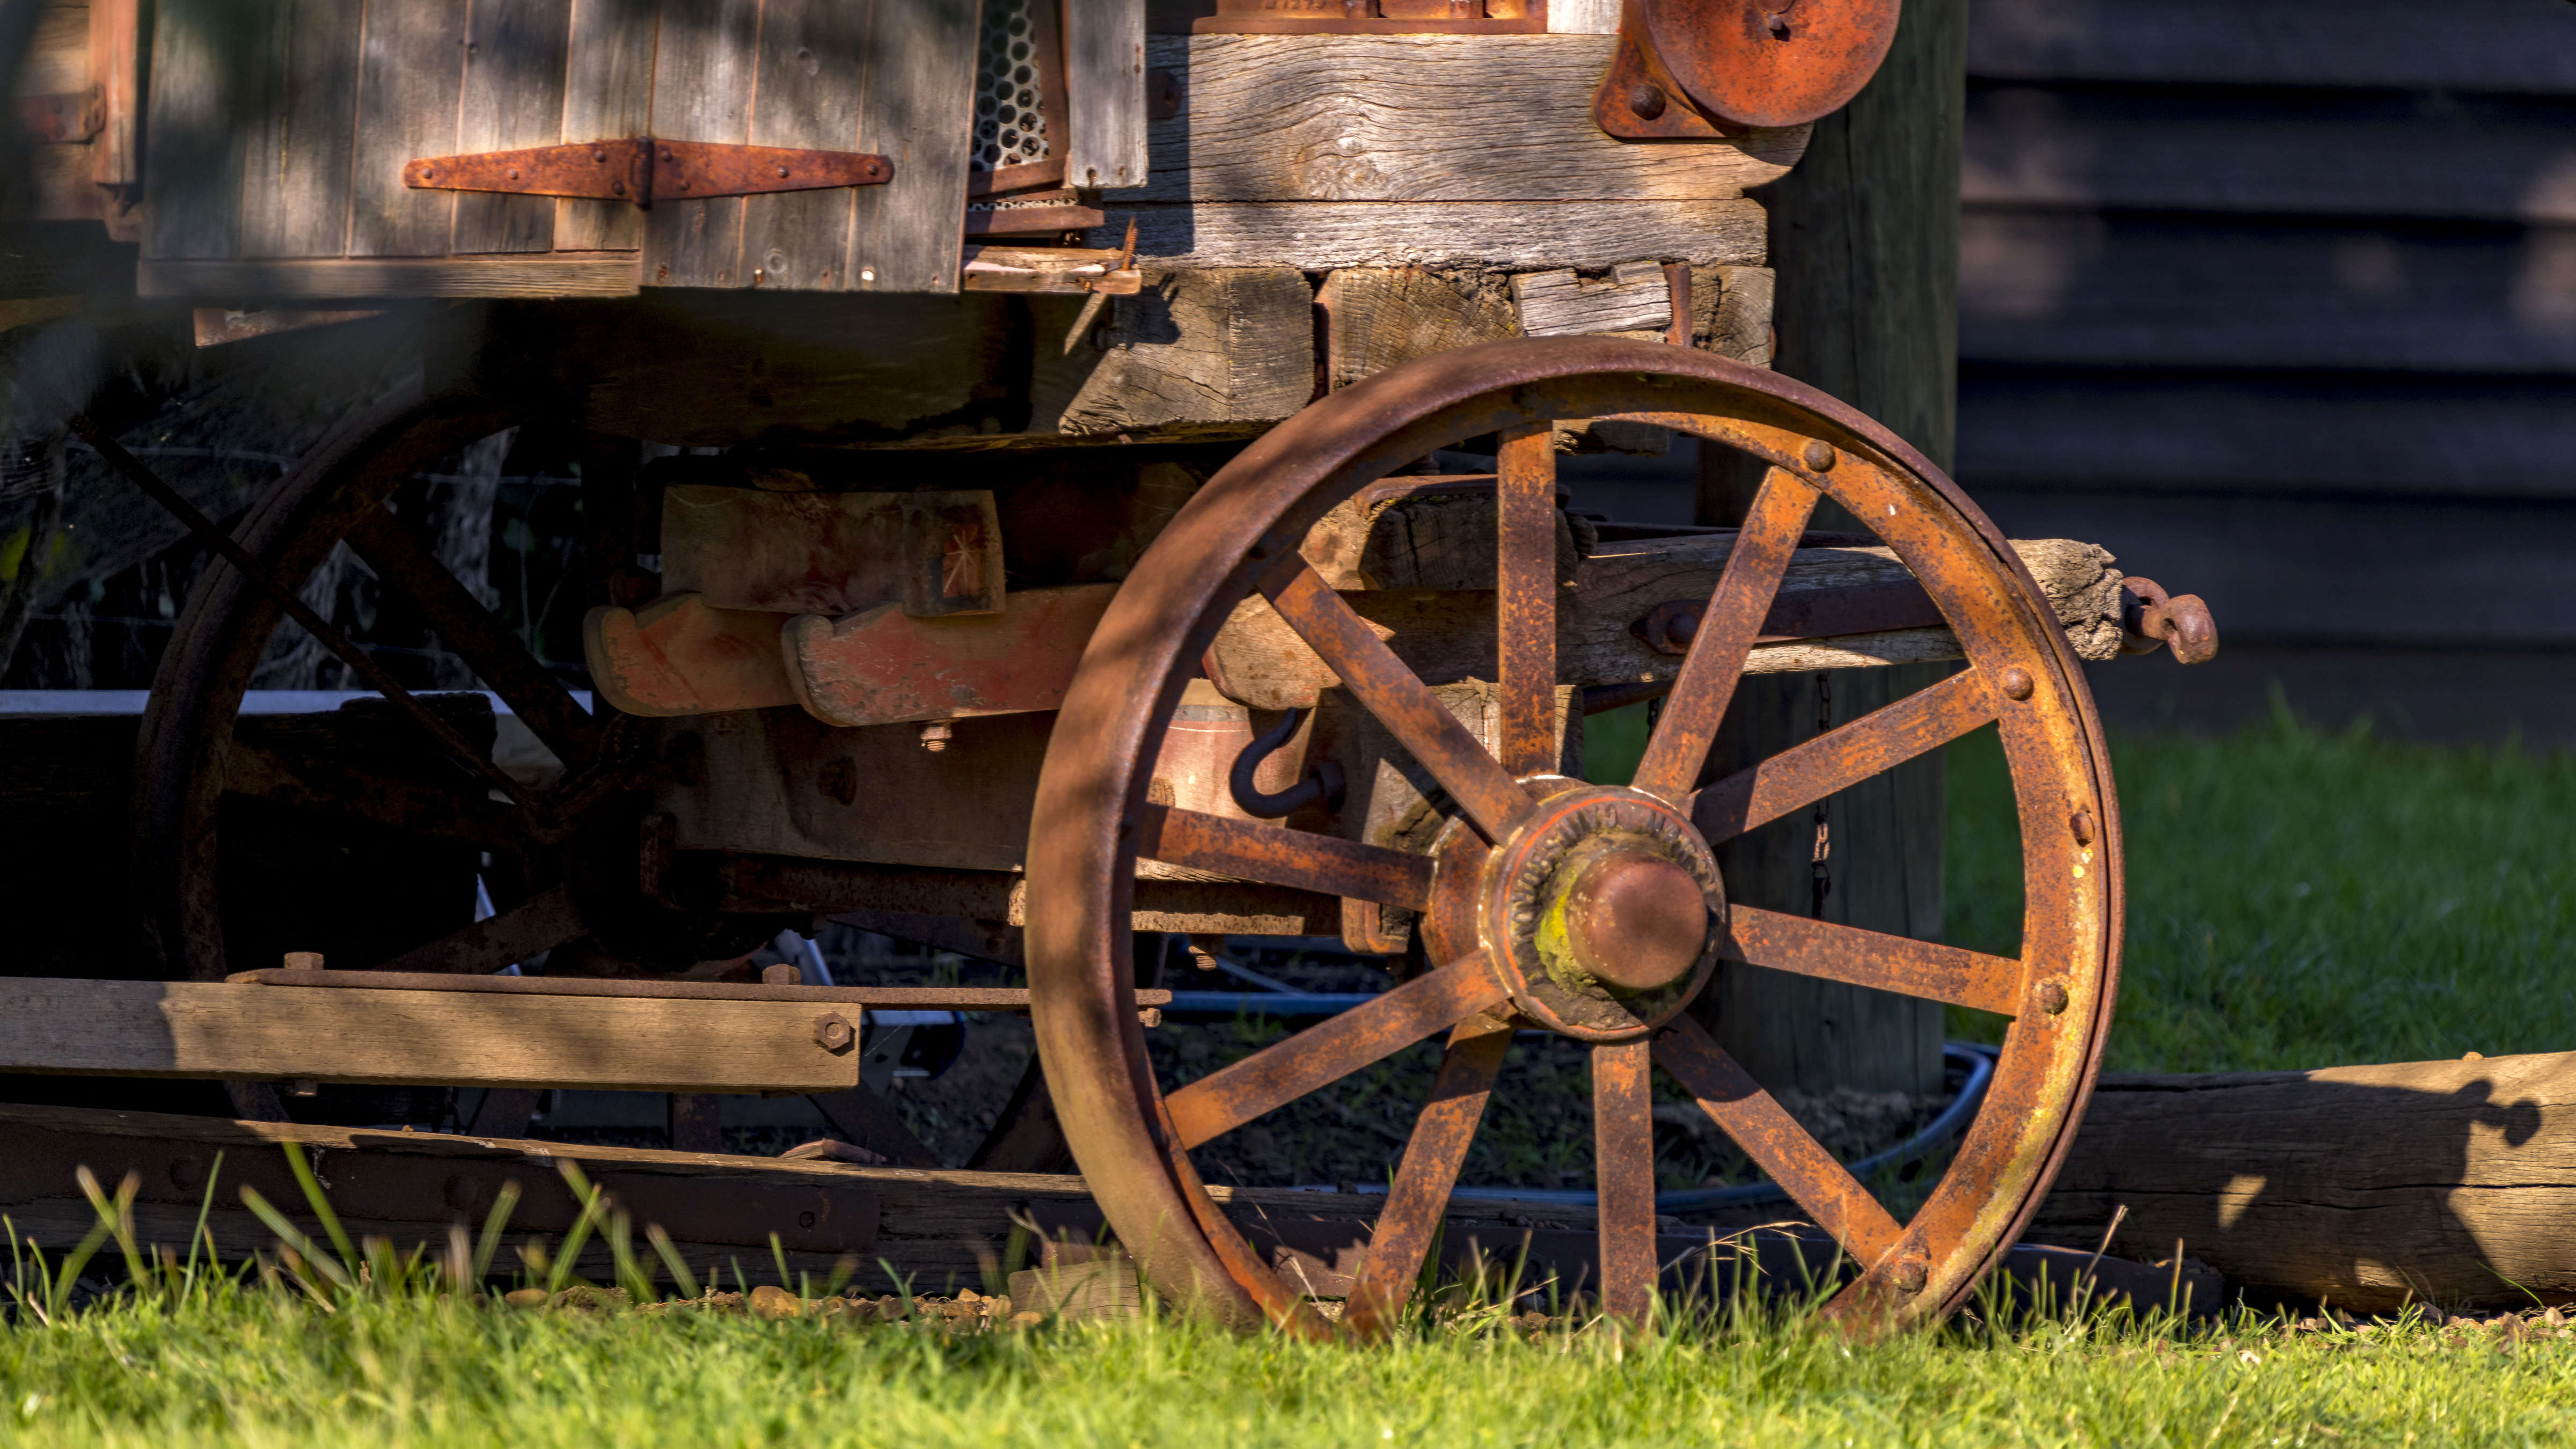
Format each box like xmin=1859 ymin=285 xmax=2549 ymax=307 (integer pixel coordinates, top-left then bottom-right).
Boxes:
xmin=1810 ymin=671 xmax=1832 ymax=919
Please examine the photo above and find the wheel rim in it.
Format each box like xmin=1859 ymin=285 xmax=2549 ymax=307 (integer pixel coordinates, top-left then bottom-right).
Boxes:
xmin=131 ymin=383 xmax=693 ymax=983
xmin=1025 ymin=336 xmax=2120 ymax=1334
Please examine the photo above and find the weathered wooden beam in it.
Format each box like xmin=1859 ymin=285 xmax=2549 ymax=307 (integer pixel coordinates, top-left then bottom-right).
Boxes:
xmin=0 ymin=979 xmax=863 ymax=1094
xmin=1031 ymin=267 xmax=1316 ymax=437
xmin=1206 ymin=533 xmax=2126 ymax=711
xmin=1101 ymin=199 xmax=1768 ymax=270
xmin=134 ymin=257 xmax=645 ymax=300
xmin=2029 ymin=1050 xmax=2576 ymax=1313
xmin=1135 ymin=35 xmax=1805 ymax=204
xmin=1511 ymin=262 xmax=1672 ymax=338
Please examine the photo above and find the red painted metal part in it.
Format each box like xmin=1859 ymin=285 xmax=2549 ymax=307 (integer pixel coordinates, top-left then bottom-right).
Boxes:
xmin=1023 ymin=335 xmax=2123 ymax=1336
xmin=402 ymin=138 xmax=891 ymax=205
xmin=1597 ymin=0 xmax=1903 ymax=137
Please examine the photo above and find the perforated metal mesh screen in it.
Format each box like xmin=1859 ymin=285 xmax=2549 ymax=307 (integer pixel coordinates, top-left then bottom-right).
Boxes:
xmin=972 ymin=0 xmax=1052 ymax=174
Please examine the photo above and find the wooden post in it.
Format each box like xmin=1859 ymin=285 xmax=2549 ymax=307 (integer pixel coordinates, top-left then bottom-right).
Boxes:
xmin=1693 ymin=0 xmax=1969 ymax=1096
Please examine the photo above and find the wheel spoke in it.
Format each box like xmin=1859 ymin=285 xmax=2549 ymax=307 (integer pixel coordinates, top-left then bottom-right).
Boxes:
xmin=223 ymin=738 xmax=521 ymax=848
xmin=1260 ymin=560 xmax=1533 ymax=842
xmin=1345 ymin=1015 xmax=1512 ymax=1335
xmin=1688 ymin=667 xmax=1997 ymax=843
xmin=1719 ymin=905 xmax=2024 ymax=1016
xmin=1593 ymin=1038 xmax=1659 ymax=1326
xmin=346 ymin=504 xmax=601 ymax=769
xmin=1495 ymin=424 xmax=1559 ymax=778
xmin=376 ymin=882 xmax=589 ymax=975
xmin=1628 ymin=467 xmax=1819 ymax=802
xmin=1651 ymin=1016 xmax=1902 ymax=1266
xmin=1163 ymin=950 xmax=1510 ymax=1150
xmin=1136 ymin=804 xmax=1433 ymax=910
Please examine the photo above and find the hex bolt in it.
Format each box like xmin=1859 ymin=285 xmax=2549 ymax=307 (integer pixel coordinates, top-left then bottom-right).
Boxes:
xmin=282 ymin=951 xmax=325 ymax=971
xmin=1801 ymin=440 xmax=1836 ymax=471
xmin=1891 ymin=1258 xmax=1929 ymax=1293
xmin=1626 ymin=83 xmax=1667 ymax=120
xmin=2069 ymin=809 xmax=2096 ymax=845
xmin=763 ymin=962 xmax=802 ymax=986
xmin=1137 ymin=1007 xmax=1165 ymax=1028
xmin=919 ymin=721 xmax=954 ymax=752
xmin=2037 ymin=981 xmax=2069 ymax=1015
xmin=813 ymin=1013 xmax=855 ymax=1052
xmin=1997 ymin=666 xmax=2034 ymax=701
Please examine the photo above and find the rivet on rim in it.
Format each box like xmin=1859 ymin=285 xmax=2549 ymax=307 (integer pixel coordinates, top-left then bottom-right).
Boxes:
xmin=2037 ymin=981 xmax=2069 ymax=1015
xmin=1801 ymin=440 xmax=1836 ymax=471
xmin=2069 ymin=809 xmax=2096 ymax=845
xmin=1998 ymin=666 xmax=2034 ymax=701
xmin=1891 ymin=1258 xmax=1929 ymax=1293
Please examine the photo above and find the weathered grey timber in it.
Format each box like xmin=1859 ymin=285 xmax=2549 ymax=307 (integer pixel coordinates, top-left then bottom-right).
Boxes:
xmin=555 ymin=0 xmax=657 ymax=252
xmin=1064 ymin=0 xmax=1147 ymax=189
xmin=1317 ymin=268 xmax=1519 ymax=390
xmin=1033 ymin=268 xmax=1317 ymax=437
xmin=2028 ymin=1050 xmax=2576 ymax=1312
xmin=351 ymin=0 xmax=470 ymax=257
xmin=1105 ymin=199 xmax=1768 ymax=270
xmin=844 ymin=0 xmax=981 ymax=296
xmin=238 ymin=0 xmax=362 ymax=259
xmin=453 ymin=0 xmax=570 ymax=255
xmin=1135 ymin=35 xmax=1804 ymax=203
xmin=1511 ymin=262 xmax=1673 ymax=337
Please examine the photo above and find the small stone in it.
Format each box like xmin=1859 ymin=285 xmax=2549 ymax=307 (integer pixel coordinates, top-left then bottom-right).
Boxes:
xmin=704 ymin=1291 xmax=746 ymax=1314
xmin=503 ymin=1288 xmax=549 ymax=1309
xmin=2548 ymin=1307 xmax=2567 ymax=1328
xmin=547 ymin=1285 xmax=631 ymax=1313
xmin=1008 ymin=1310 xmax=1044 ymax=1329
xmin=749 ymin=1284 xmax=804 ymax=1319
xmin=957 ymin=1287 xmax=982 ymax=1303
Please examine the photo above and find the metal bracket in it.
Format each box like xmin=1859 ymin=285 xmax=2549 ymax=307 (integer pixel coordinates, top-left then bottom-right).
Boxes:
xmin=1594 ymin=0 xmax=1901 ymax=138
xmin=402 ymin=138 xmax=892 ymax=207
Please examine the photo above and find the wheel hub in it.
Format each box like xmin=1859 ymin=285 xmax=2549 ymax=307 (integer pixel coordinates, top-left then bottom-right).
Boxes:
xmin=1458 ymin=784 xmax=1725 ymax=1041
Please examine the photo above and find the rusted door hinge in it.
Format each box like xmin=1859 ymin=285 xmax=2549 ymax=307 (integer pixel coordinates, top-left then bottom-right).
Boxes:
xmin=402 ymin=138 xmax=891 ymax=207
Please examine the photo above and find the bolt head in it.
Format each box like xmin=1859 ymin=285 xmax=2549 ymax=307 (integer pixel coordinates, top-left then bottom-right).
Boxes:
xmin=1626 ymin=83 xmax=1667 ymax=120
xmin=1801 ymin=440 xmax=1836 ymax=471
xmin=281 ymin=951 xmax=325 ymax=971
xmin=1998 ymin=666 xmax=2035 ymax=701
xmin=813 ymin=1013 xmax=855 ymax=1052
xmin=2037 ymin=982 xmax=2069 ymax=1015
xmin=1891 ymin=1258 xmax=1929 ymax=1293
xmin=2069 ymin=809 xmax=2096 ymax=845
xmin=1564 ymin=851 xmax=1708 ymax=992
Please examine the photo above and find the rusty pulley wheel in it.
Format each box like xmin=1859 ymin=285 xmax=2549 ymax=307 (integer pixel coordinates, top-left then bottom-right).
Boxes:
xmin=1024 ymin=336 xmax=2119 ymax=1335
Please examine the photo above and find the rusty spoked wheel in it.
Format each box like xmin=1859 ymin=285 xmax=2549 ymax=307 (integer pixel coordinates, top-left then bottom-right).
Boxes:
xmin=1025 ymin=336 xmax=2119 ymax=1335
xmin=135 ymin=379 xmax=765 ymax=985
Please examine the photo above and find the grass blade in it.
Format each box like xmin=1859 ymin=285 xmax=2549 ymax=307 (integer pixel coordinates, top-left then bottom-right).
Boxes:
xmin=278 ymin=1142 xmax=361 ymax=1283
xmin=472 ymin=1181 xmax=522 ymax=1284
xmin=238 ymin=1185 xmax=355 ymax=1294
xmin=645 ymin=1223 xmax=700 ymax=1301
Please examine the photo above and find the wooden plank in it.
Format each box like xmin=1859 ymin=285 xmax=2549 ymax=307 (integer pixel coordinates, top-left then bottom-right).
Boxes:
xmin=2025 ymin=1050 xmax=2576 ymax=1313
xmin=738 ymin=0 xmax=870 ymax=292
xmin=135 ymin=256 xmax=640 ymax=299
xmin=143 ymin=0 xmax=273 ymax=259
xmin=91 ymin=0 xmax=143 ymax=187
xmin=18 ymin=3 xmax=90 ymax=94
xmin=643 ymin=0 xmax=760 ymax=288
xmin=348 ymin=0 xmax=467 ymax=257
xmin=1511 ymin=261 xmax=1672 ymax=337
xmin=1105 ymin=198 xmax=1768 ymax=269
xmin=1063 ymin=0 xmax=1147 ymax=189
xmin=846 ymin=0 xmax=983 ymax=295
xmin=1965 ymin=85 xmax=2576 ymax=227
xmin=1967 ymin=486 xmax=2576 ymax=648
xmin=1546 ymin=0 xmax=1619 ymax=33
xmin=1136 ymin=35 xmax=1803 ymax=203
xmin=555 ymin=0 xmax=658 ymax=252
xmin=1030 ymin=267 xmax=1315 ymax=437
xmin=1966 ymin=0 xmax=2576 ymax=95
xmin=1203 ymin=534 xmax=2127 ymax=711
xmin=453 ymin=0 xmax=572 ymax=254
xmin=239 ymin=0 xmax=364 ymax=259
xmin=0 ymin=978 xmax=863 ymax=1093
xmin=1957 ymin=371 xmax=2576 ymax=500
xmin=1318 ymin=267 xmax=1519 ymax=390
xmin=1706 ymin=264 xmax=1773 ymax=366
xmin=1959 ymin=213 xmax=2576 ymax=375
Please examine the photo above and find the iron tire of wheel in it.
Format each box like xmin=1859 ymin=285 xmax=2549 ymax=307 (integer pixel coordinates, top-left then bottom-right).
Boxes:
xmin=133 ymin=379 xmax=784 ymax=983
xmin=1023 ymin=337 xmax=2120 ymax=1336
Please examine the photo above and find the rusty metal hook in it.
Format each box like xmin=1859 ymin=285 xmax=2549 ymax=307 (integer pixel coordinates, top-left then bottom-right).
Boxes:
xmin=1227 ymin=708 xmax=1346 ymax=819
xmin=2119 ymin=576 xmax=2219 ymax=665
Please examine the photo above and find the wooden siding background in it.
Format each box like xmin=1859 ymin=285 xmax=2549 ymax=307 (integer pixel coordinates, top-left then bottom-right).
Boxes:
xmin=1952 ymin=0 xmax=2576 ymax=741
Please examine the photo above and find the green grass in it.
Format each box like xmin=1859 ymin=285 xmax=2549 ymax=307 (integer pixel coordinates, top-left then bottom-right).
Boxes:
xmin=7 ymin=711 xmax=2575 ymax=1446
